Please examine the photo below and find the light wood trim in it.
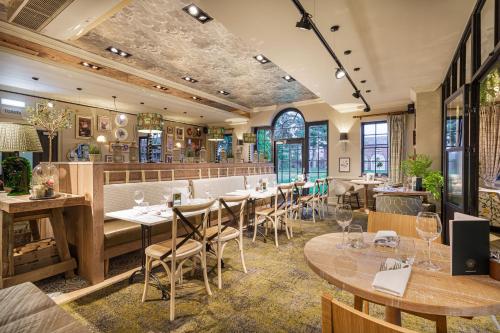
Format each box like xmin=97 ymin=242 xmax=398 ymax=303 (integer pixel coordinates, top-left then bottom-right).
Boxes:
xmin=367 ymin=211 xmax=442 ymax=244
xmin=353 ymin=110 xmax=412 ymax=119
xmin=322 ymin=293 xmax=416 ymax=333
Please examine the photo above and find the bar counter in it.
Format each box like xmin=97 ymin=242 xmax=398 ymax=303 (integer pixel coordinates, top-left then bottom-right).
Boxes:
xmin=50 ymin=162 xmax=274 ymax=284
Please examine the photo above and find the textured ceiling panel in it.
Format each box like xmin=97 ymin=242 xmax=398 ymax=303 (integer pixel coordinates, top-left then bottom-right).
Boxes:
xmin=70 ymin=0 xmax=317 ymax=108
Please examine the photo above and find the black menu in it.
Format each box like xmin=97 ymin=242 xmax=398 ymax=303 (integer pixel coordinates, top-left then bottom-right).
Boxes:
xmin=450 ymin=213 xmax=490 ymax=276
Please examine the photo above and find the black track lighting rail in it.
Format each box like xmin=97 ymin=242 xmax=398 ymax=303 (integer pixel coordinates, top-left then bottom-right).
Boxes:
xmin=291 ymin=0 xmax=371 ymax=112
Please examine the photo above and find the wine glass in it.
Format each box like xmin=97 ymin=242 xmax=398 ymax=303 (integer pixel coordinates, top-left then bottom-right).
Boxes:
xmin=416 ymin=212 xmax=442 ymax=271
xmin=133 ymin=190 xmax=144 ymax=206
xmin=335 ymin=204 xmax=353 ymax=249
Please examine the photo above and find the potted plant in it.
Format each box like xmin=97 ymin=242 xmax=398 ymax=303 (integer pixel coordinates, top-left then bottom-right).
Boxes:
xmin=1 ymin=157 xmax=31 ymax=195
xmin=88 ymin=145 xmax=101 ymax=162
xmin=423 ymin=171 xmax=444 ymax=200
xmin=401 ymin=154 xmax=433 ymax=190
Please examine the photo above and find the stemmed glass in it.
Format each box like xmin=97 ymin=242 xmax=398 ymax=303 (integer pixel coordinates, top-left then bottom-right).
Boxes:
xmin=134 ymin=190 xmax=144 ymax=206
xmin=335 ymin=204 xmax=353 ymax=249
xmin=416 ymin=212 xmax=442 ymax=271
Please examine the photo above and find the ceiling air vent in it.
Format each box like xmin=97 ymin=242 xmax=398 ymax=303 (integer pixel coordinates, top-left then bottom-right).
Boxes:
xmin=9 ymin=0 xmax=74 ymax=31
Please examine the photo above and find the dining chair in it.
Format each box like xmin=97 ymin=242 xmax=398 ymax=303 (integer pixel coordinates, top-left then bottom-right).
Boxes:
xmin=287 ymin=182 xmax=303 ymax=235
xmin=322 ymin=293 xmax=416 ymax=333
xmin=333 ymin=182 xmax=361 ymax=208
xmin=141 ymin=199 xmax=215 ymax=321
xmin=320 ymin=177 xmax=333 ymax=217
xmin=254 ymin=183 xmax=292 ymax=247
xmin=365 ymin=211 xmax=447 ymax=332
xmin=206 ymin=194 xmax=249 ymax=289
xmin=299 ymin=179 xmax=321 ymax=222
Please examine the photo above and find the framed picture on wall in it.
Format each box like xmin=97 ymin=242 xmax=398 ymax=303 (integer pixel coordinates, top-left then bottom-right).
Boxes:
xmin=105 ymin=155 xmax=113 ymax=163
xmin=339 ymin=157 xmax=350 ymax=172
xmin=97 ymin=115 xmax=112 ymax=131
xmin=175 ymin=127 xmax=184 ymax=140
xmin=76 ymin=115 xmax=93 ymax=139
xmin=166 ymin=126 xmax=174 ymax=134
xmin=166 ymin=134 xmax=174 ymax=150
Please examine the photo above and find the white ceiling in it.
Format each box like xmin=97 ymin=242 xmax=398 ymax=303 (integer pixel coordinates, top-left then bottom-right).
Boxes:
xmin=0 ymin=50 xmax=238 ymax=124
xmin=197 ymin=0 xmax=475 ymax=112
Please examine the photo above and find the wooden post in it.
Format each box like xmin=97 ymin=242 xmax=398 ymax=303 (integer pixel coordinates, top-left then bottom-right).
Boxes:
xmin=0 ymin=211 xmax=14 ymax=287
xmin=49 ymin=208 xmax=74 ymax=278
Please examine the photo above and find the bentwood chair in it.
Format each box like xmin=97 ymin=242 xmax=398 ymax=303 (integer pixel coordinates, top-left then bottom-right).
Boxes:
xmin=299 ymin=179 xmax=322 ymax=222
xmin=206 ymin=194 xmax=249 ymax=289
xmin=363 ymin=211 xmax=447 ymax=332
xmin=322 ymin=293 xmax=416 ymax=333
xmin=142 ymin=199 xmax=215 ymax=321
xmin=319 ymin=177 xmax=333 ymax=218
xmin=254 ymin=183 xmax=293 ymax=247
xmin=287 ymin=182 xmax=303 ymax=236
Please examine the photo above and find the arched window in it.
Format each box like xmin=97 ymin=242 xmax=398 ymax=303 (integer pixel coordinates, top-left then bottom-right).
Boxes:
xmin=273 ymin=109 xmax=305 ymax=140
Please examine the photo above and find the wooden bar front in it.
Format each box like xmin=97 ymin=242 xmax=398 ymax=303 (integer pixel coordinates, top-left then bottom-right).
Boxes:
xmin=52 ymin=162 xmax=274 ymax=284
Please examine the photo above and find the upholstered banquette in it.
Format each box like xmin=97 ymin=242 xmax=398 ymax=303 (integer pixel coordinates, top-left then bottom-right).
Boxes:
xmin=191 ymin=176 xmax=245 ymax=198
xmin=103 ymin=180 xmax=190 ymax=269
xmin=245 ymin=174 xmax=277 ymax=189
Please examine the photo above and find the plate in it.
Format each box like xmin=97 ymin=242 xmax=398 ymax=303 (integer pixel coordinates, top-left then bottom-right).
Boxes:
xmin=114 ymin=128 xmax=128 ymax=141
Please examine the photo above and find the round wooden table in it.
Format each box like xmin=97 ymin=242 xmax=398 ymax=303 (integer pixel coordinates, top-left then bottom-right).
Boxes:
xmin=350 ymin=180 xmax=383 ymax=213
xmin=304 ymin=233 xmax=500 ymax=329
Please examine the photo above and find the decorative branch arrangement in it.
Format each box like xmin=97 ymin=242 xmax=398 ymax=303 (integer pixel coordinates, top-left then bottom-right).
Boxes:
xmin=25 ymin=101 xmax=72 ymax=163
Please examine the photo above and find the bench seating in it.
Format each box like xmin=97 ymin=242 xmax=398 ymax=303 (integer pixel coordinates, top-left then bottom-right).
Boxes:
xmin=191 ymin=176 xmax=245 ymax=198
xmin=245 ymin=173 xmax=277 ymax=189
xmin=103 ymin=180 xmax=190 ymax=268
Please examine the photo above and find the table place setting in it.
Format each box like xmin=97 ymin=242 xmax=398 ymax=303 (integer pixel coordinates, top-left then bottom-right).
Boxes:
xmin=372 ymin=258 xmax=412 ymax=297
xmin=373 ymin=230 xmax=400 ymax=248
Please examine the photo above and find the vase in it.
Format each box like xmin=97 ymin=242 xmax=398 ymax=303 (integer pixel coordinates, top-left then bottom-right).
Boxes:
xmin=89 ymin=154 xmax=101 ymax=162
xmin=31 ymin=163 xmax=58 ymax=199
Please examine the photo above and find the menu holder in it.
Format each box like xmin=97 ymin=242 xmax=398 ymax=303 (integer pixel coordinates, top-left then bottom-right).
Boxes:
xmin=450 ymin=213 xmax=490 ymax=276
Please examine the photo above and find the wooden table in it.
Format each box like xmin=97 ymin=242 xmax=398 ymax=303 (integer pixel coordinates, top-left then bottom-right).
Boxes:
xmin=0 ymin=282 xmax=90 ymax=332
xmin=350 ymin=180 xmax=383 ymax=213
xmin=0 ymin=193 xmax=86 ymax=288
xmin=304 ymin=233 xmax=500 ymax=330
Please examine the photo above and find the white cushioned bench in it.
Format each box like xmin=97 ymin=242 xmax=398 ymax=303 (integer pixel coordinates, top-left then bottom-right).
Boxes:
xmin=191 ymin=176 xmax=245 ymax=199
xmin=102 ymin=180 xmax=190 ymax=268
xmin=245 ymin=174 xmax=277 ymax=189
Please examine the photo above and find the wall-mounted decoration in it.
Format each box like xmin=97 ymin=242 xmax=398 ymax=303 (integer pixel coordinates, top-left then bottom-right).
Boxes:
xmin=167 ymin=126 xmax=174 ymax=134
xmin=112 ymin=143 xmax=124 ymax=163
xmin=175 ymin=127 xmax=184 ymax=140
xmin=114 ymin=114 xmax=128 ymax=127
xmin=196 ymin=128 xmax=202 ymax=137
xmin=186 ymin=127 xmax=193 ymax=137
xmin=165 ymin=154 xmax=173 ymax=163
xmin=105 ymin=155 xmax=113 ymax=163
xmin=129 ymin=142 xmax=138 ymax=162
xmin=67 ymin=143 xmax=90 ymax=161
xmin=339 ymin=157 xmax=350 ymax=173
xmin=97 ymin=115 xmax=112 ymax=131
xmin=114 ymin=127 xmax=128 ymax=141
xmin=166 ymin=134 xmax=174 ymax=150
xmin=76 ymin=115 xmax=93 ymax=139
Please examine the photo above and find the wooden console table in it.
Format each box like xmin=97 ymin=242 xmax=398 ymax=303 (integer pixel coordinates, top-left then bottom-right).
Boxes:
xmin=0 ymin=193 xmax=86 ymax=288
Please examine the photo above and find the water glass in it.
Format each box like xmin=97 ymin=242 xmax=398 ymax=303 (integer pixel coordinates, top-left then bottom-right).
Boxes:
xmin=397 ymin=238 xmax=416 ymax=266
xmin=347 ymin=225 xmax=364 ymax=248
xmin=134 ymin=190 xmax=144 ymax=206
xmin=335 ymin=204 xmax=353 ymax=249
xmin=416 ymin=212 xmax=442 ymax=271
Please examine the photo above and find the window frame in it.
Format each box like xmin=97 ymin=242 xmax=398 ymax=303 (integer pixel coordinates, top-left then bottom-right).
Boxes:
xmin=361 ymin=120 xmax=389 ymax=176
xmin=254 ymin=126 xmax=273 ymax=162
xmin=306 ymin=120 xmax=329 ymax=182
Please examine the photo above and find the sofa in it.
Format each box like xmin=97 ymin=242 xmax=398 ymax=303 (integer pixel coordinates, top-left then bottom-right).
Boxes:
xmin=191 ymin=176 xmax=245 ymax=198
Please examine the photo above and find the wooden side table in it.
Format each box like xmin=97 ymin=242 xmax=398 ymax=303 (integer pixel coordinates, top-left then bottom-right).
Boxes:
xmin=0 ymin=193 xmax=86 ymax=288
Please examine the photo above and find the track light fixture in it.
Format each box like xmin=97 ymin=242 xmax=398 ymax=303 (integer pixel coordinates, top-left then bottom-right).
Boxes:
xmin=295 ymin=12 xmax=312 ymax=30
xmin=335 ymin=68 xmax=346 ymax=79
xmin=364 ymin=106 xmax=371 ymax=112
xmin=291 ymin=0 xmax=370 ymax=111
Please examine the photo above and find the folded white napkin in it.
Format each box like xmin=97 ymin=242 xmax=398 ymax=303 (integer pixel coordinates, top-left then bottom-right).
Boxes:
xmin=373 ymin=230 xmax=399 ymax=247
xmin=372 ymin=258 xmax=412 ymax=297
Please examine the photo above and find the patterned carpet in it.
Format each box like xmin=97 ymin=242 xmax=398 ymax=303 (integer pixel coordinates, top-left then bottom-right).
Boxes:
xmin=62 ymin=213 xmax=498 ymax=333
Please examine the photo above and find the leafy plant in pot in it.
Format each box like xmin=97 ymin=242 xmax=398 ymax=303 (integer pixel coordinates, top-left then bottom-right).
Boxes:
xmin=401 ymin=154 xmax=432 ymax=191
xmin=423 ymin=171 xmax=444 ymax=201
xmin=88 ymin=144 xmax=102 ymax=162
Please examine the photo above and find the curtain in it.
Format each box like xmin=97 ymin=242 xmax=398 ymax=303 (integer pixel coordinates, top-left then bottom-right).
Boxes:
xmin=479 ymin=101 xmax=500 ymax=188
xmin=388 ymin=114 xmax=406 ymax=184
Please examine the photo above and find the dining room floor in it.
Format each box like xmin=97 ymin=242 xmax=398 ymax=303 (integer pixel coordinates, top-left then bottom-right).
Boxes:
xmin=60 ymin=212 xmax=498 ymax=333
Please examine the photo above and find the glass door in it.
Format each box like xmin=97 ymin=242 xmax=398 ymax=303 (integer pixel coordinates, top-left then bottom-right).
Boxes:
xmin=276 ymin=142 xmax=303 ymax=183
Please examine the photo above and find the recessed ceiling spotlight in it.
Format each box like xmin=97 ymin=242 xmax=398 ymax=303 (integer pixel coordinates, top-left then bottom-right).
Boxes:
xmin=80 ymin=61 xmax=101 ymax=70
xmin=76 ymin=87 xmax=82 ymax=91
xmin=330 ymin=25 xmax=340 ymax=32
xmin=282 ymin=75 xmax=296 ymax=82
xmin=182 ymin=76 xmax=198 ymax=83
xmin=192 ymin=96 xmax=201 ymax=100
xmin=344 ymin=50 xmax=352 ymax=55
xmin=254 ymin=54 xmax=270 ymax=64
xmin=335 ymin=68 xmax=346 ymax=79
xmin=360 ymin=80 xmax=366 ymax=83
xmin=140 ymin=102 xmax=144 ymax=105
xmin=163 ymin=107 xmax=168 ymax=110
xmin=295 ymin=12 xmax=312 ymax=30
xmin=354 ymin=67 xmax=361 ymax=71
xmin=106 ymin=46 xmax=131 ymax=57
xmin=183 ymin=111 xmax=187 ymax=114
xmin=32 ymin=77 xmax=39 ymax=81
xmin=182 ymin=4 xmax=213 ymax=24
xmin=218 ymin=90 xmax=230 ymax=95
xmin=200 ymin=115 xmax=204 ymax=118
xmin=153 ymin=84 xmax=168 ymax=91
xmin=366 ymin=90 xmax=371 ymax=93
xmin=352 ymin=90 xmax=361 ymax=98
